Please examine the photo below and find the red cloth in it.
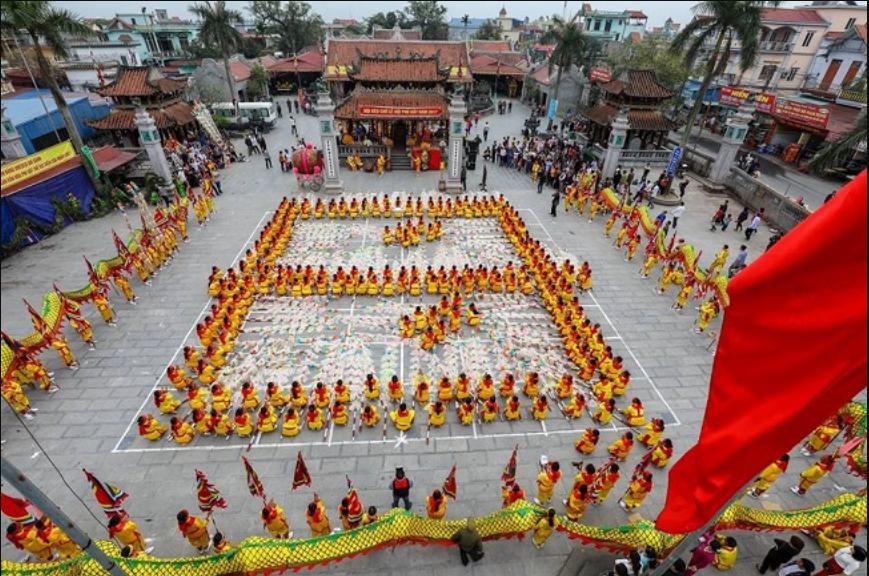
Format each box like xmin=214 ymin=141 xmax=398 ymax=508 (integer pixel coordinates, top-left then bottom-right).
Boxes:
xmin=656 ymin=171 xmax=868 ymax=534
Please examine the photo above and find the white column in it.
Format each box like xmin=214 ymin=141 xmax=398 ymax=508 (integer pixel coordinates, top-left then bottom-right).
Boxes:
xmin=602 ymin=109 xmax=628 ymax=180
xmin=134 ymin=106 xmax=172 ymax=182
xmin=314 ymin=91 xmax=343 ymax=194
xmin=709 ymin=102 xmax=752 ymax=184
xmin=444 ymin=95 xmax=467 ymax=193
xmin=1 ymin=106 xmax=27 ymax=159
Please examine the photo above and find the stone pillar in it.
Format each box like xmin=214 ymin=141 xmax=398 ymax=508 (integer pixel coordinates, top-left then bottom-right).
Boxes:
xmin=134 ymin=107 xmax=172 ymax=182
xmin=601 ymin=109 xmax=628 ymax=180
xmin=709 ymin=102 xmax=752 ymax=184
xmin=1 ymin=106 xmax=27 ymax=159
xmin=444 ymin=95 xmax=467 ymax=193
xmin=314 ymin=91 xmax=343 ymax=194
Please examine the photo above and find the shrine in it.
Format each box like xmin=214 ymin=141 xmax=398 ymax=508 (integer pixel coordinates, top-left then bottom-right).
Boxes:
xmin=581 ymin=69 xmax=677 ymax=150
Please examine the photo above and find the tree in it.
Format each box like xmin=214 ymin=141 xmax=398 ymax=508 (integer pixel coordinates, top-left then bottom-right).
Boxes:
xmin=190 ymin=1 xmax=243 ymax=108
xmin=606 ymin=36 xmax=692 ymax=91
xmin=246 ymin=64 xmax=269 ymax=100
xmin=1 ymin=0 xmax=100 ymax=187
xmin=249 ymin=1 xmax=323 ymax=57
xmin=461 ymin=13 xmax=469 ymax=36
xmin=542 ymin=15 xmax=589 ymax=110
xmin=808 ymin=110 xmax=866 ymax=172
xmin=366 ymin=10 xmax=407 ymax=34
xmin=670 ymin=1 xmax=777 ymax=147
xmin=474 ymin=20 xmax=502 ymax=41
xmin=404 ymin=1 xmax=448 ymax=40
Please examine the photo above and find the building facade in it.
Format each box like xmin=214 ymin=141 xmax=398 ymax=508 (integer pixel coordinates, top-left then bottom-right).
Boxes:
xmin=578 ymin=3 xmax=648 ymax=45
xmin=103 ymin=9 xmax=198 ymax=64
xmin=803 ymin=24 xmax=867 ymax=96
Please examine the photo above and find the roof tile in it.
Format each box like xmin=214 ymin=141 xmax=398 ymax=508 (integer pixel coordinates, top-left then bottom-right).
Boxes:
xmin=349 ymin=57 xmax=445 ymax=82
xmin=99 ymin=66 xmax=185 ymax=97
xmin=88 ymin=101 xmax=195 ymax=130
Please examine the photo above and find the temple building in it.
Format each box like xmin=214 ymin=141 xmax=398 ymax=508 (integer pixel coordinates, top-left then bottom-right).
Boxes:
xmin=88 ymin=65 xmax=197 ymax=146
xmin=581 ymin=69 xmax=676 ymax=149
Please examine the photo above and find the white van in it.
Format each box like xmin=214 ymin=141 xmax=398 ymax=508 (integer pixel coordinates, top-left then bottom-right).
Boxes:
xmin=211 ymin=102 xmax=278 ymax=128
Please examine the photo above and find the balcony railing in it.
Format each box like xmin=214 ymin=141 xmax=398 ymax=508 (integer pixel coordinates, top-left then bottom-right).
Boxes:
xmin=618 ymin=149 xmax=674 ymax=164
xmin=800 ymin=80 xmax=868 ymax=105
xmin=759 ymin=40 xmax=793 ymax=53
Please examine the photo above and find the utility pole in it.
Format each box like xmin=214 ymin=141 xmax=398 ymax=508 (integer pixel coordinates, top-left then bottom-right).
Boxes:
xmin=1 ymin=456 xmax=128 ymax=576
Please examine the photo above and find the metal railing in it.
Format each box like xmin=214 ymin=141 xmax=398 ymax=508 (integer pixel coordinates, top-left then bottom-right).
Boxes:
xmin=617 ymin=148 xmax=673 ymax=164
xmin=337 ymin=144 xmax=390 ymax=159
xmin=759 ymin=40 xmax=794 ymax=53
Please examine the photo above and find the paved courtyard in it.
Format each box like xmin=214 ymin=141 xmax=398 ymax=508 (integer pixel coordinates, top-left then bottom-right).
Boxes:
xmin=1 ymin=101 xmax=864 ymax=576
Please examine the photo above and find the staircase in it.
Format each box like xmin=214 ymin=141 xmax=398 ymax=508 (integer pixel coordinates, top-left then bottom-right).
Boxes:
xmin=193 ymin=102 xmax=223 ymax=145
xmin=390 ymin=153 xmax=412 ymax=171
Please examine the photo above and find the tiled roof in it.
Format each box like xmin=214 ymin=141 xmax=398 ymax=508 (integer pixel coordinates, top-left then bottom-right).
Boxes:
xmin=372 ymin=27 xmax=422 ymax=40
xmin=267 ymin=50 xmax=324 ymax=73
xmin=228 ymin=60 xmax=251 ymax=82
xmin=530 ymin=63 xmax=552 ymax=86
xmin=471 ymin=51 xmax=529 ymax=68
xmin=470 ymin=40 xmax=511 ymax=53
xmin=326 ymin=38 xmax=470 ymax=72
xmin=581 ymin=103 xmax=676 ymax=131
xmin=856 ymin=23 xmax=867 ymax=45
xmin=349 ymin=57 xmax=446 ymax=82
xmin=335 ymin=89 xmax=448 ymax=119
xmin=92 ymin=145 xmax=138 ymax=172
xmin=470 ymin=54 xmax=527 ymax=77
xmin=824 ymin=31 xmax=844 ymax=40
xmin=761 ymin=7 xmax=827 ymax=25
xmin=629 ymin=31 xmax=642 ymax=43
xmin=600 ymin=69 xmax=674 ymax=99
xmin=626 ymin=10 xmax=647 ymax=19
xmin=88 ymin=101 xmax=196 ymax=130
xmin=98 ymin=66 xmax=186 ymax=97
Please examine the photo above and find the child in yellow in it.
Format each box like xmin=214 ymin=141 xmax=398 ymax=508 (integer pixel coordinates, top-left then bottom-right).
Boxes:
xmin=712 ymin=535 xmax=738 ymax=571
xmin=261 ymin=503 xmax=291 ymax=538
xmin=176 ymin=509 xmax=210 ymax=552
xmin=535 ymin=461 xmax=561 ymax=505
xmin=282 ymin=408 xmax=301 ymax=437
xmin=532 ymin=508 xmax=558 ymax=549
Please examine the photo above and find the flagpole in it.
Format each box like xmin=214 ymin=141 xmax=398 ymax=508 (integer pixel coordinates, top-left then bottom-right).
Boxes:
xmin=1 ymin=456 xmax=129 ymax=576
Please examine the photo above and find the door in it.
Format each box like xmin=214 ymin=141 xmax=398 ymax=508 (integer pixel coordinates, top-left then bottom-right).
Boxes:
xmin=819 ymin=59 xmax=842 ymax=91
xmin=393 ymin=121 xmax=407 ymax=149
xmin=841 ymin=60 xmax=862 ymax=89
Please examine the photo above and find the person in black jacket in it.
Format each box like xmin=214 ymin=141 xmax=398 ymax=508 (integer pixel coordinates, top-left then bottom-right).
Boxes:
xmin=758 ymin=535 xmax=805 ymax=573
xmin=390 ymin=468 xmax=412 ymax=510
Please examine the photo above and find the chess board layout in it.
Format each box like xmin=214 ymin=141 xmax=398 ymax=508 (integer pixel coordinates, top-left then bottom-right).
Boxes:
xmin=113 ymin=196 xmax=680 ymax=453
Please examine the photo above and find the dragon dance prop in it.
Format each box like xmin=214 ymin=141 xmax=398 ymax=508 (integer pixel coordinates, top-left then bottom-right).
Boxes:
xmin=1 ymin=198 xmax=189 ymax=387
xmin=840 ymin=402 xmax=867 ymax=479
xmin=599 ymin=187 xmax=730 ymax=307
xmin=2 ymin=493 xmax=864 ymax=576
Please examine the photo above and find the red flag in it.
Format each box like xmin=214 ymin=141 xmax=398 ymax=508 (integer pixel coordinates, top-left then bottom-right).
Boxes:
xmin=656 ymin=172 xmax=868 ymax=534
xmin=242 ymin=456 xmax=266 ymax=500
xmin=83 ymin=469 xmax=129 ymax=516
xmin=501 ymin=444 xmax=518 ymax=484
xmin=292 ymin=451 xmax=311 ymax=490
xmin=194 ymin=469 xmax=227 ymax=513
xmin=442 ymin=464 xmax=457 ymax=500
xmin=1 ymin=492 xmax=36 ymax=525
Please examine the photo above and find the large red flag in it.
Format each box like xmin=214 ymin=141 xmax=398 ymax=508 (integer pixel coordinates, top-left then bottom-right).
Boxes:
xmin=656 ymin=171 xmax=867 ymax=534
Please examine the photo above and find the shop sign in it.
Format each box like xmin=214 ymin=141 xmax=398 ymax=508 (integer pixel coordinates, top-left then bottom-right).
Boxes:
xmin=754 ymin=92 xmax=776 ymax=114
xmin=1 ymin=141 xmax=76 ymax=190
xmin=775 ymin=99 xmax=830 ymax=130
xmin=720 ymin=86 xmax=750 ymax=107
xmin=358 ymin=105 xmax=443 ymax=118
xmin=589 ymin=67 xmax=612 ymax=83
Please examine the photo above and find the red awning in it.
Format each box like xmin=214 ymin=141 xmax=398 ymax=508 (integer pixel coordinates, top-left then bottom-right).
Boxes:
xmin=92 ymin=146 xmax=138 ymax=173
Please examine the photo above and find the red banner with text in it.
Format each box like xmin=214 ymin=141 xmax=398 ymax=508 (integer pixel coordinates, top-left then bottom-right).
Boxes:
xmin=358 ymin=105 xmax=443 ymax=119
xmin=774 ymin=99 xmax=830 ymax=130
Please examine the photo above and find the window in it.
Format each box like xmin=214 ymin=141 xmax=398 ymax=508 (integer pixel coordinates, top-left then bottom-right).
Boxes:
xmin=604 ymin=19 xmax=612 ymax=32
xmin=786 ymin=66 xmax=799 ymax=81
xmin=131 ymin=17 xmax=136 ymax=25
xmin=759 ymin=64 xmax=778 ymax=80
xmin=802 ymin=31 xmax=815 ymax=47
xmin=120 ymin=54 xmax=128 ymax=65
xmin=615 ymin=33 xmax=620 ymax=41
xmin=845 ymin=18 xmax=856 ymax=29
xmin=593 ymin=20 xmax=601 ymax=31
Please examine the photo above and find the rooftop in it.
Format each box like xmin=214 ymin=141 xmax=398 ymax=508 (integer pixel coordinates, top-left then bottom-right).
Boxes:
xmin=267 ymin=50 xmax=325 ymax=74
xmin=600 ymin=69 xmax=674 ymax=99
xmin=3 ymin=90 xmax=90 ymax=125
xmin=469 ymin=40 xmax=512 ymax=53
xmin=98 ymin=66 xmax=186 ymax=98
xmin=371 ymin=26 xmax=423 ymax=40
xmin=335 ymin=88 xmax=448 ymax=120
xmin=326 ymin=38 xmax=470 ymax=81
xmin=761 ymin=7 xmax=829 ymax=24
xmin=349 ymin=57 xmax=446 ymax=83
xmin=87 ymin=101 xmax=195 ymax=131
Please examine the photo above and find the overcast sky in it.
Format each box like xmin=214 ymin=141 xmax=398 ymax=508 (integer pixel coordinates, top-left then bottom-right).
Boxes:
xmin=54 ymin=1 xmax=859 ymax=28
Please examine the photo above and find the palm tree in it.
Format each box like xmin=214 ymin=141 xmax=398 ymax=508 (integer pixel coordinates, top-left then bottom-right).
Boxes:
xmin=190 ymin=1 xmax=243 ymax=109
xmin=670 ymin=1 xmax=777 ymax=147
xmin=542 ymin=15 xmax=589 ymax=112
xmin=808 ymin=110 xmax=866 ymax=173
xmin=1 ymin=0 xmax=99 ymax=187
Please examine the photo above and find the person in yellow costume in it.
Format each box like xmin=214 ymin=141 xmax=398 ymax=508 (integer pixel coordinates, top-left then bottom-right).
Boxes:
xmin=137 ymin=414 xmax=167 ymax=440
xmin=107 ymin=514 xmax=149 ymax=556
xmin=457 ymin=398 xmax=475 ymax=425
xmin=696 ymin=298 xmax=720 ymax=333
xmin=535 ymin=461 xmax=561 ymax=505
xmin=466 ymin=303 xmax=481 ymax=328
xmin=428 ymin=400 xmax=447 ymax=427
xmin=282 ymin=407 xmax=301 ymax=437
xmin=532 ymin=508 xmax=558 ymax=549
xmin=2 ymin=380 xmax=34 ymax=417
xmin=574 ymin=427 xmax=600 ymax=455
xmin=171 ymin=416 xmax=196 ymax=444
xmin=619 ymin=471 xmax=653 ymax=511
xmin=153 ymin=389 xmax=181 ymax=414
xmin=522 ymin=372 xmax=540 ymax=398
xmin=791 ymin=454 xmax=835 ymax=495
xmin=387 ymin=375 xmax=404 ymax=402
xmin=481 ymin=397 xmax=499 ymax=422
xmin=305 ymin=496 xmax=331 ymax=536
xmin=234 ymin=408 xmax=254 ymax=437
xmin=363 ymin=374 xmax=380 ymax=400
xmin=361 ymin=404 xmax=380 ymax=427
xmin=712 ymin=535 xmax=738 ymax=571
xmin=414 ymin=374 xmax=431 ymax=405
xmin=815 ymin=525 xmax=858 ymax=555
xmin=802 ymin=417 xmax=842 ymax=455
xmin=306 ymin=404 xmax=325 ymax=431
xmin=621 ymin=398 xmax=647 ymax=427
xmin=531 ymin=395 xmax=549 ymax=420
xmin=261 ymin=502 xmax=291 ymax=539
xmin=608 ymin=432 xmax=635 ymax=461
xmin=499 ymin=373 xmax=516 ymax=398
xmin=376 ymin=154 xmax=386 ymax=176
xmin=331 ymin=401 xmax=349 ymax=426
xmin=748 ymin=454 xmax=789 ymax=498
xmin=564 ymin=392 xmax=586 ymax=419
xmin=390 ymin=402 xmax=415 ymax=431
xmin=257 ymin=404 xmax=277 ymax=433
xmin=638 ymin=418 xmax=665 ymax=448
xmin=651 ymin=439 xmax=674 ymax=468
xmin=641 ymin=253 xmax=658 ymax=278
xmin=564 ymin=483 xmax=590 ymax=522
xmin=708 ymin=245 xmax=730 ymax=275
xmin=176 ymin=509 xmax=210 ymax=552
xmin=37 ymin=518 xmax=79 ymax=560
xmin=504 ymin=395 xmax=522 ymax=421
xmin=426 ymin=490 xmax=447 ymax=520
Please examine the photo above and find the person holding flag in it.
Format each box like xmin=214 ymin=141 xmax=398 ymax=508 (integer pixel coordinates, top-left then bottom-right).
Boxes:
xmin=305 ymin=495 xmax=331 ymax=536
xmin=261 ymin=502 xmax=291 ymax=539
xmin=176 ymin=509 xmax=210 ymax=552
xmin=107 ymin=513 xmax=150 ymax=556
xmin=426 ymin=489 xmax=447 ymax=520
xmin=82 ymin=469 xmax=129 ymax=518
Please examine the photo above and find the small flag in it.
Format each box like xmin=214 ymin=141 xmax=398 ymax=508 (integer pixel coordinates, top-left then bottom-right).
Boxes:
xmin=194 ymin=469 xmax=227 ymax=513
xmin=112 ymin=230 xmax=130 ymax=258
xmin=442 ymin=464 xmax=457 ymax=500
xmin=242 ymin=456 xmax=266 ymax=500
xmin=22 ymin=299 xmax=46 ymax=334
xmin=1 ymin=492 xmax=36 ymax=525
xmin=83 ymin=469 xmax=129 ymax=516
xmin=501 ymin=444 xmax=518 ymax=484
xmin=292 ymin=451 xmax=311 ymax=490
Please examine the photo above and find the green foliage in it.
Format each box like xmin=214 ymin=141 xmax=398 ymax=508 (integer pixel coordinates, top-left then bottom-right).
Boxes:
xmin=809 ymin=110 xmax=867 ymax=172
xmin=366 ymin=11 xmax=408 ymax=34
xmin=190 ymin=1 xmax=244 ymax=111
xmin=249 ymin=1 xmax=323 ymax=55
xmin=473 ymin=20 xmax=502 ymax=41
xmin=542 ymin=15 xmax=589 ymax=102
xmin=1 ymin=0 xmax=92 ymax=60
xmin=247 ymin=64 xmax=269 ymax=100
xmin=404 ymin=1 xmax=448 ymax=40
xmin=606 ymin=37 xmax=692 ymax=90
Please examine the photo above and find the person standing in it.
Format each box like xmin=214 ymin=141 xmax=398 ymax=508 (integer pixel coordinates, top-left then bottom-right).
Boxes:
xmin=289 ymin=115 xmax=298 ymax=137
xmin=550 ymin=187 xmax=561 ymax=217
xmin=451 ymin=518 xmax=484 ymax=566
xmin=671 ymin=202 xmax=685 ymax=229
xmin=641 ymin=162 xmax=651 ymax=182
xmin=679 ymin=179 xmax=689 ymax=198
xmin=686 ymin=536 xmax=720 ymax=576
xmin=735 ymin=206 xmax=750 ymax=231
xmin=531 ymin=508 xmax=558 ymax=549
xmin=460 ymin=165 xmax=467 ymax=192
xmin=264 ymin=153 xmax=273 ymax=169
xmin=728 ymin=245 xmax=748 ymax=276
xmin=746 ymin=212 xmax=762 ymax=240
xmin=813 ymin=545 xmax=866 ymax=576
xmin=390 ymin=467 xmax=413 ymax=510
xmin=256 ymin=133 xmax=267 ymax=153
xmin=276 ymin=102 xmax=282 ymax=118
xmin=483 ymin=121 xmax=490 ymax=142
xmin=757 ymin=536 xmax=805 ymax=574
xmin=537 ymin=175 xmax=545 ymax=194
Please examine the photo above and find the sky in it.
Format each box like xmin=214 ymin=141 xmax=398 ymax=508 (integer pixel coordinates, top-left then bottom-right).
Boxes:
xmin=54 ymin=0 xmax=860 ymax=29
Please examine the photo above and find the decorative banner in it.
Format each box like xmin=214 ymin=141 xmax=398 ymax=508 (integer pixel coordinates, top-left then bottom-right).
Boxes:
xmin=547 ymin=98 xmax=558 ymax=120
xmin=82 ymin=469 xmax=129 ymax=515
xmin=589 ymin=67 xmax=612 ymax=83
xmin=357 ymin=105 xmax=444 ymax=119
xmin=666 ymin=146 xmax=683 ymax=177
xmin=719 ymin=86 xmax=750 ymax=108
xmin=775 ymin=99 xmax=830 ymax=130
xmin=242 ymin=456 xmax=266 ymax=500
xmin=754 ymin=92 xmax=776 ymax=114
xmin=1 ymin=141 xmax=76 ymax=191
xmin=292 ymin=451 xmax=312 ymax=490
xmin=442 ymin=465 xmax=457 ymax=500
xmin=1 ymin=492 xmax=36 ymax=525
xmin=195 ymin=470 xmax=227 ymax=513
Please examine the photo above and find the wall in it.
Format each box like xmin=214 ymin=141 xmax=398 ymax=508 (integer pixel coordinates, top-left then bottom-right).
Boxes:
xmin=805 ymin=37 xmax=867 ymax=90
xmin=68 ymin=44 xmax=140 ymax=66
xmin=809 ymin=7 xmax=867 ymax=33
xmin=726 ymin=166 xmax=810 ymax=231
